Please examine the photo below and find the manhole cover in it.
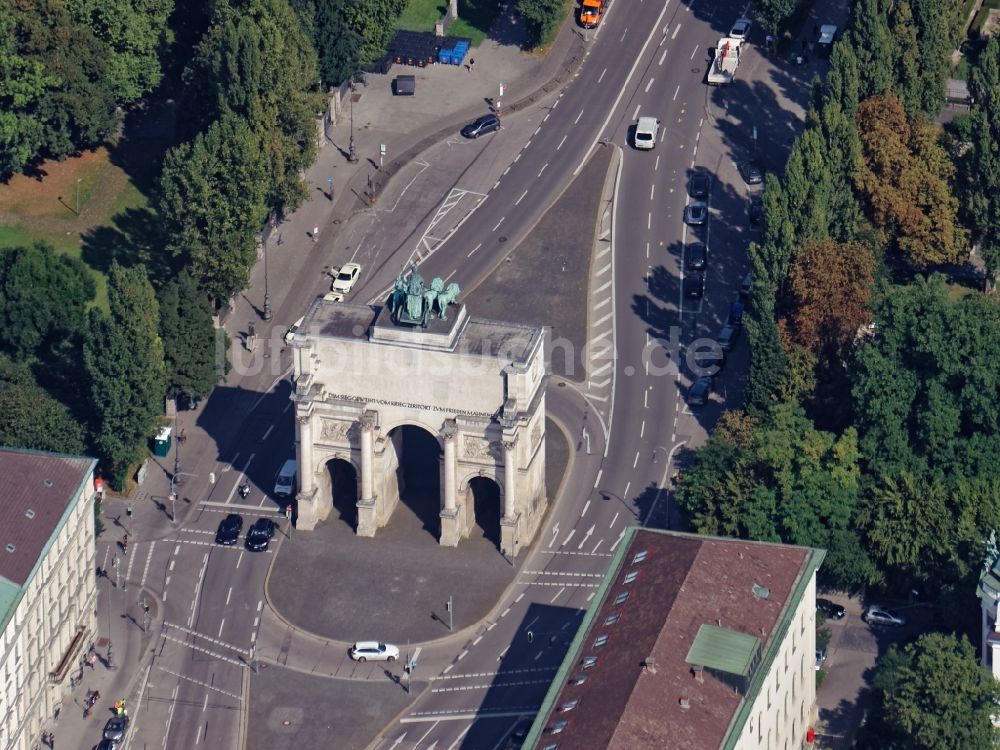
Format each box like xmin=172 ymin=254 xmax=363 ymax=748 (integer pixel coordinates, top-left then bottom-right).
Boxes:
xmin=499 ymin=236 xmax=507 ymax=243
xmin=558 ymin=382 xmax=566 ymax=388
xmin=333 ymin=219 xmax=341 ymax=225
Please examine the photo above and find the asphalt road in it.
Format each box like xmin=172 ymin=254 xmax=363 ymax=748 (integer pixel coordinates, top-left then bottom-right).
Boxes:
xmin=105 ymin=0 xmax=822 ymax=746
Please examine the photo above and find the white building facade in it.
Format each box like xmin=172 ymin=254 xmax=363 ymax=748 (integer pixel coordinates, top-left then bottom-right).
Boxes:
xmin=0 ymin=451 xmax=98 ymax=750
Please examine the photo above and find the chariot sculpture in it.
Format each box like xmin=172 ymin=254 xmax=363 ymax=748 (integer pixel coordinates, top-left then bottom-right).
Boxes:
xmin=388 ymin=263 xmax=461 ymax=326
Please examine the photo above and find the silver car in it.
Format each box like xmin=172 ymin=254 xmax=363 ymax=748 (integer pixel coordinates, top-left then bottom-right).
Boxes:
xmin=863 ymin=605 xmax=905 ymax=627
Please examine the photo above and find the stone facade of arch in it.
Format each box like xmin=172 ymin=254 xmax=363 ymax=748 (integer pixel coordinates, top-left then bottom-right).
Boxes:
xmin=288 ymin=300 xmax=548 ymax=557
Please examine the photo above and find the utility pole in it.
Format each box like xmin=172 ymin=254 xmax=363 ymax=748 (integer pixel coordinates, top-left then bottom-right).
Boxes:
xmin=447 ymin=596 xmax=453 ymax=632
xmin=141 ymin=597 xmax=150 ymax=633
xmin=106 ymin=573 xmax=115 ymax=670
xmin=348 ymin=77 xmax=358 ymax=163
xmin=263 ymin=214 xmax=274 ymax=321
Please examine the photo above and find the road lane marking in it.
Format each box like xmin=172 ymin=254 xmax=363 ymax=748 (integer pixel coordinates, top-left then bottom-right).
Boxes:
xmin=226 ymin=586 xmax=232 ymax=606
xmin=644 ymin=77 xmax=654 ymax=93
xmin=650 ymin=184 xmax=655 ymax=201
xmin=548 ymin=523 xmax=559 ymax=548
xmin=658 ymin=49 xmax=668 ymax=65
xmin=523 ymin=570 xmax=604 ymax=577
xmin=458 ymin=650 xmax=468 ymax=660
xmin=501 ymin=608 xmax=511 ymax=618
xmin=673 ymin=85 xmax=680 ymax=101
xmin=619 ymin=28 xmax=628 ymax=42
xmin=632 ymin=104 xmax=640 ymax=120
xmin=515 ymin=190 xmax=528 ymax=206
xmin=610 ymin=529 xmax=627 ymax=552
xmin=672 ymin=23 xmax=682 ymax=38
xmin=260 ymin=425 xmax=273 ymax=441
xmin=594 ymin=469 xmax=603 ymax=487
xmin=575 ymin=109 xmax=585 ymax=124
xmin=556 ymin=135 xmax=567 ymax=150
xmin=592 ymin=539 xmax=604 ymax=554
xmin=538 ymin=163 xmax=548 ymax=177
xmin=467 ymin=242 xmax=481 ymax=258
xmin=624 ymin=481 xmax=631 ymax=497
xmin=515 ymin=592 xmax=525 ymax=603
xmin=691 ymin=44 xmax=699 ymax=59
xmin=648 ymin=212 xmax=652 ymax=229
xmin=640 ymin=420 xmax=646 ymax=437
xmin=598 ymin=67 xmax=607 ymax=83
xmin=442 ymin=664 xmax=453 ymax=675
xmin=610 ymin=512 xmax=619 ymax=528
xmin=218 ymin=618 xmax=225 ymax=638
xmin=447 ymin=727 xmax=471 ymax=750
xmin=498 ymin=646 xmax=509 ymax=660
xmin=654 ymin=155 xmax=660 ymax=171
xmin=473 ymin=636 xmax=483 ymax=645
xmin=561 ymin=529 xmax=575 ymax=546
xmin=388 ymin=733 xmax=408 ymax=750
xmin=492 ymin=217 xmax=505 ymax=232
xmin=158 ymin=665 xmax=243 ymax=700
xmin=551 ymin=586 xmax=566 ymax=603
xmin=581 ymin=500 xmax=591 ymax=516
xmin=633 ymin=451 xmax=640 ymax=468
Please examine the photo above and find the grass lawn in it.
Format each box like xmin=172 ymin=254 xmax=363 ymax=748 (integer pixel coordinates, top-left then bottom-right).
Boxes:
xmin=396 ymin=0 xmax=499 ymax=46
xmin=0 ymin=146 xmax=153 ymax=311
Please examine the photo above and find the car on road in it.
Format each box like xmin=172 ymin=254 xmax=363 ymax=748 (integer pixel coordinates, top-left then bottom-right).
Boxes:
xmin=684 ymin=201 xmax=709 ymax=226
xmin=863 ymin=605 xmax=905 ymax=627
xmin=215 ymin=514 xmax=243 ymax=546
xmin=686 ymin=242 xmax=707 ymax=271
xmin=688 ymin=376 xmax=713 ymax=406
xmin=817 ymin=24 xmax=838 ymax=54
xmin=97 ymin=740 xmax=119 ymax=750
xmin=633 ymin=116 xmax=660 ymax=150
xmin=728 ymin=301 xmax=745 ymax=326
xmin=817 ymin=598 xmax=846 ymax=620
xmin=739 ymin=160 xmax=764 ymax=185
xmin=739 ymin=271 xmax=752 ymax=297
xmin=104 ymin=715 xmax=130 ymax=741
xmin=331 ymin=262 xmax=361 ymax=295
xmin=245 ymin=518 xmax=276 ymax=551
xmin=504 ymin=720 xmax=532 ymax=748
xmin=729 ymin=18 xmax=752 ymax=40
xmin=716 ymin=324 xmax=740 ymax=351
xmin=688 ymin=171 xmax=712 ymax=199
xmin=284 ymin=315 xmax=304 ymax=343
xmin=683 ymin=272 xmax=705 ymax=299
xmin=748 ymin=194 xmax=763 ymax=225
xmin=815 ymin=647 xmax=827 ymax=671
xmin=350 ymin=641 xmax=399 ymax=662
xmin=461 ymin=113 xmax=501 ymax=139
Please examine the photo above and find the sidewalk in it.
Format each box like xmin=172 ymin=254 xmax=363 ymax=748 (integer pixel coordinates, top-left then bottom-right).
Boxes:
xmin=54 ymin=494 xmax=164 ymax=749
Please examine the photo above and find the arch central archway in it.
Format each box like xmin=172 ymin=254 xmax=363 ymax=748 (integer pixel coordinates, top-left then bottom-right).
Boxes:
xmin=384 ymin=425 xmax=442 ymax=539
xmin=325 ymin=458 xmax=358 ymax=530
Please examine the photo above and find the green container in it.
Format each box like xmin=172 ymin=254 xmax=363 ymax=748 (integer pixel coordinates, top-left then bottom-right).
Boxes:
xmin=153 ymin=428 xmax=172 ymax=457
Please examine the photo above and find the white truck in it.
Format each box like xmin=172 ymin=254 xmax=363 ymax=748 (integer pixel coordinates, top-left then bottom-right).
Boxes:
xmin=707 ymin=37 xmax=742 ymax=85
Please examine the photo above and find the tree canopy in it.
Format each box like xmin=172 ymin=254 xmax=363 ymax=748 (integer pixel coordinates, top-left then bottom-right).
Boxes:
xmin=0 ymin=355 xmax=86 ymax=454
xmin=158 ymin=268 xmax=225 ymax=399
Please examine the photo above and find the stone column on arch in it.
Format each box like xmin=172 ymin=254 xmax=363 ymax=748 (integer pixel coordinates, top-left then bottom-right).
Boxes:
xmin=439 ymin=419 xmax=460 ymax=547
xmin=357 ymin=411 xmax=378 ymax=537
xmin=294 ymin=410 xmax=328 ymax=530
xmin=500 ymin=436 xmax=520 ymax=558
xmin=296 ymin=413 xmax=315 ymax=495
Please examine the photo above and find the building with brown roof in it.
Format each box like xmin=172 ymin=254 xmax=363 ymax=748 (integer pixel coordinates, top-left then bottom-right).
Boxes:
xmin=525 ymin=528 xmax=825 ymax=750
xmin=0 ymin=448 xmax=98 ymax=750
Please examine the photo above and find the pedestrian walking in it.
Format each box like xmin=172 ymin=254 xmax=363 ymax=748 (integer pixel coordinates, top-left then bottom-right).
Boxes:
xmin=468 ymin=57 xmax=475 ymax=72
xmin=312 ymin=226 xmax=319 ymax=242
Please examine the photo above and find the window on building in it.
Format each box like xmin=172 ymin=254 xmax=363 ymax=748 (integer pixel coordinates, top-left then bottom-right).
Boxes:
xmin=632 ymin=550 xmax=649 ymax=564
xmin=604 ymin=613 xmax=621 ymax=626
xmin=623 ymin=570 xmax=639 ymax=584
xmin=593 ymin=635 xmax=609 ymax=648
xmin=614 ymin=592 xmax=629 ymax=605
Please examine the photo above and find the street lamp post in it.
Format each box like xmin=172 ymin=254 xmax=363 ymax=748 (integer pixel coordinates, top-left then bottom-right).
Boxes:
xmin=106 ymin=573 xmax=115 ymax=670
xmin=348 ymin=89 xmax=358 ymax=163
xmin=263 ymin=214 xmax=274 ymax=321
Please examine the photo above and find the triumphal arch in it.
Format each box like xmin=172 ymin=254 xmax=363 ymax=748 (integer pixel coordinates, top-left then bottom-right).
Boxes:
xmin=288 ymin=265 xmax=548 ymax=556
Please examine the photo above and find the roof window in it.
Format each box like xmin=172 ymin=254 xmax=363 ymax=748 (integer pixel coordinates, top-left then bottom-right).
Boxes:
xmin=25 ymin=509 xmax=35 ymax=519
xmin=623 ymin=570 xmax=639 ymax=584
xmin=614 ymin=591 xmax=629 ymax=605
xmin=557 ymin=699 xmax=579 ymax=713
xmin=632 ymin=550 xmax=648 ymax=563
xmin=593 ymin=635 xmax=609 ymax=648
xmin=546 ymin=720 xmax=569 ymax=734
xmin=581 ymin=655 xmax=598 ymax=669
xmin=568 ymin=674 xmax=588 ymax=686
xmin=5 ymin=544 xmax=14 ymax=553
xmin=604 ymin=613 xmax=620 ymax=625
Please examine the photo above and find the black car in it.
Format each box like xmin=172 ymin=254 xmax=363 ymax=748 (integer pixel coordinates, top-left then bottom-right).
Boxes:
xmin=739 ymin=160 xmax=764 ymax=185
xmin=717 ymin=324 xmax=741 ymax=351
xmin=748 ymin=195 xmax=763 ymax=225
xmin=686 ymin=242 xmax=707 ymax=271
xmin=687 ymin=171 xmax=712 ymax=199
xmin=728 ymin=301 xmax=745 ymax=326
xmin=683 ymin=272 xmax=705 ymax=299
xmin=245 ymin=518 xmax=276 ymax=551
xmin=104 ymin=715 xmax=130 ymax=741
xmin=461 ymin=114 xmax=501 ymax=139
xmin=817 ymin=598 xmax=846 ymax=620
xmin=739 ymin=271 xmax=752 ymax=298
xmin=215 ymin=514 xmax=243 ymax=545
xmin=688 ymin=376 xmax=713 ymax=406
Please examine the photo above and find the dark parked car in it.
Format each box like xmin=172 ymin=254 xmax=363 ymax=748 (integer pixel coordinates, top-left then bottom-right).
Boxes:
xmin=738 ymin=159 xmax=764 ymax=185
xmin=817 ymin=598 xmax=846 ymax=620
xmin=739 ymin=271 xmax=752 ymax=298
xmin=686 ymin=242 xmax=707 ymax=271
xmin=716 ymin=324 xmax=740 ymax=351
xmin=684 ymin=201 xmax=709 ymax=226
xmin=504 ymin=720 xmax=532 ymax=748
xmin=97 ymin=741 xmax=118 ymax=750
xmin=104 ymin=715 xmax=130 ymax=741
xmin=688 ymin=376 xmax=713 ymax=406
xmin=684 ymin=272 xmax=705 ymax=299
xmin=728 ymin=301 xmax=745 ymax=325
xmin=215 ymin=514 xmax=243 ymax=546
xmin=748 ymin=195 xmax=763 ymax=225
xmin=245 ymin=518 xmax=276 ymax=551
xmin=688 ymin=171 xmax=712 ymax=199
xmin=461 ymin=114 xmax=501 ymax=138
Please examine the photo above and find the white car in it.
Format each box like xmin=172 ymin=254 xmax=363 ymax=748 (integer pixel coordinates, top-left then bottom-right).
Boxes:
xmin=331 ymin=262 xmax=361 ymax=294
xmin=350 ymin=641 xmax=399 ymax=662
xmin=730 ymin=18 xmax=752 ymax=40
xmin=284 ymin=316 xmax=304 ymax=343
xmin=634 ymin=116 xmax=660 ymax=150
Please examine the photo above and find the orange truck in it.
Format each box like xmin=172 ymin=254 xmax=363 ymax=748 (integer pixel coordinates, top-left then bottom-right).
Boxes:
xmin=578 ymin=0 xmax=603 ymax=28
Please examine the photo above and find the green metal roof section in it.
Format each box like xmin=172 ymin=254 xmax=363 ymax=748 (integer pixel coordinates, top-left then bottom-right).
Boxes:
xmin=0 ymin=577 xmax=21 ymax=634
xmin=686 ymin=624 xmax=761 ymax=677
xmin=521 ymin=525 xmax=639 ymax=749
xmin=720 ymin=544 xmax=826 ymax=750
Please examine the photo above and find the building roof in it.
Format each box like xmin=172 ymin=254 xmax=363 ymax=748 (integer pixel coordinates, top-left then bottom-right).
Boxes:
xmin=526 ymin=528 xmax=824 ymax=750
xmin=0 ymin=448 xmax=95 ymax=587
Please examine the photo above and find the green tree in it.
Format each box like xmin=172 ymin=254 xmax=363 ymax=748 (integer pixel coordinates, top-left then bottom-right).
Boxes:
xmin=0 ymin=243 xmax=95 ymax=360
xmin=84 ymin=264 xmax=166 ymax=482
xmin=158 ymin=113 xmax=268 ymax=299
xmin=0 ymin=355 xmax=85 ymax=454
xmin=64 ymin=0 xmax=174 ymax=103
xmin=0 ymin=8 xmax=56 ymax=177
xmin=753 ymin=0 xmax=800 ymax=35
xmin=854 ymin=93 xmax=967 ymax=266
xmin=340 ymin=0 xmax=406 ymax=65
xmin=861 ymin=634 xmax=1000 ymax=750
xmin=850 ymin=0 xmax=895 ymax=100
xmin=158 ymin=269 xmax=225 ymax=399
xmin=313 ymin=0 xmax=362 ymax=86
xmin=852 ymin=275 xmax=1000 ymax=481
xmin=11 ymin=0 xmax=120 ymax=159
xmin=960 ymin=37 xmax=1000 ymax=279
xmin=184 ymin=0 xmax=322 ymax=210
xmin=744 ymin=313 xmax=790 ymax=415
xmin=516 ymin=0 xmax=565 ymax=47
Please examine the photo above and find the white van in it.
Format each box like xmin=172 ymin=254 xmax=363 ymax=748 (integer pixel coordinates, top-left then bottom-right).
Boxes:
xmin=634 ymin=116 xmax=660 ymax=150
xmin=274 ymin=459 xmax=297 ymax=497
